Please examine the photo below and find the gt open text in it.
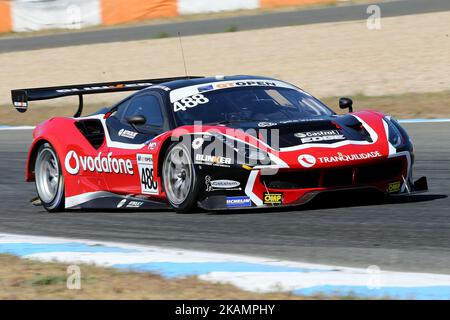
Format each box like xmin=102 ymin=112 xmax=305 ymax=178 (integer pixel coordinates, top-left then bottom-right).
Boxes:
xmin=175 ymin=304 xmax=276 ymax=318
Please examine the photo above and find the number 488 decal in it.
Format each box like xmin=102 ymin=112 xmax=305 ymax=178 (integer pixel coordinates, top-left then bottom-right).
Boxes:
xmin=136 ymin=154 xmax=158 ymax=195
xmin=173 ymin=94 xmax=209 ymax=112
xmin=141 ymin=167 xmax=157 ymax=191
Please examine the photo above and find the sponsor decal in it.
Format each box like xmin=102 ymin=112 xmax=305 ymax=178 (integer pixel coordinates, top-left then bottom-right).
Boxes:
xmin=192 ymin=137 xmax=204 ymax=150
xmin=127 ymin=201 xmax=144 ymax=208
xmin=198 ymin=84 xmax=214 ymax=92
xmin=205 ymin=176 xmax=241 ymax=192
xmin=215 ymin=80 xmax=277 ymax=89
xmin=226 ymin=196 xmax=252 ymax=208
xmin=318 ymin=151 xmax=382 ymax=164
xmin=387 ymin=181 xmax=401 ymax=193
xmin=295 ymin=130 xmax=345 ymax=143
xmin=258 ymin=122 xmax=277 ymax=127
xmin=64 ymin=151 xmax=134 ymax=175
xmin=198 ymin=81 xmax=278 ymax=94
xmin=137 ymin=154 xmax=158 ymax=195
xmin=263 ymin=192 xmax=283 ymax=205
xmin=170 ymin=79 xmax=297 ymax=103
xmin=56 ymin=83 xmax=151 ymax=93
xmin=14 ymin=101 xmax=28 ymax=108
xmin=117 ymin=199 xmax=127 ymax=208
xmin=298 ymin=154 xmax=317 ymax=168
xmin=173 ymin=94 xmax=209 ymax=112
xmin=279 ymin=118 xmax=327 ymax=124
xmin=147 ymin=141 xmax=158 ymax=151
xmin=195 ymin=154 xmax=232 ymax=167
xmin=118 ymin=129 xmax=138 ymax=139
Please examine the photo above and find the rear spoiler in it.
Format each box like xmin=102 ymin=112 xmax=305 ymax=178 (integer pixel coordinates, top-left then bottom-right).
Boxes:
xmin=11 ymin=76 xmax=202 ymax=117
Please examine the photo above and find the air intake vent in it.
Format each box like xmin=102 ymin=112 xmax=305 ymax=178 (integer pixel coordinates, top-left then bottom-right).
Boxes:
xmin=75 ymin=119 xmax=105 ymax=149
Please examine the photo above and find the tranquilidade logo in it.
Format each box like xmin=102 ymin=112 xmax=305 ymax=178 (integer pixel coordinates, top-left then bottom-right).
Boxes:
xmin=298 ymin=154 xmax=316 ymax=168
xmin=64 ymin=150 xmax=134 ymax=175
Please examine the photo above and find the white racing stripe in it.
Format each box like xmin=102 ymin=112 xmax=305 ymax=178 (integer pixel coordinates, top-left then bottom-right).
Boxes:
xmin=65 ymin=191 xmax=119 ymax=208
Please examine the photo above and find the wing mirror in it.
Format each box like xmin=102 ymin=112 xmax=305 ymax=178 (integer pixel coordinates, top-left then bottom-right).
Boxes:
xmin=339 ymin=97 xmax=353 ymax=113
xmin=126 ymin=115 xmax=146 ymax=126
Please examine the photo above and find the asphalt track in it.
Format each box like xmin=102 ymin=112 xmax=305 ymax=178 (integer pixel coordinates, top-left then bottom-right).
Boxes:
xmin=0 ymin=123 xmax=449 ymax=274
xmin=0 ymin=0 xmax=449 ymax=53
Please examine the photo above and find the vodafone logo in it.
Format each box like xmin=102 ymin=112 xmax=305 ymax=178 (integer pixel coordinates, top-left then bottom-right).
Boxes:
xmin=192 ymin=137 xmax=204 ymax=150
xmin=65 ymin=150 xmax=80 ymax=175
xmin=64 ymin=150 xmax=134 ymax=175
xmin=298 ymin=154 xmax=316 ymax=168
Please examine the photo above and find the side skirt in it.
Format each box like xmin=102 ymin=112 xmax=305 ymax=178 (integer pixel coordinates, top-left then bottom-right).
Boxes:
xmin=65 ymin=191 xmax=169 ymax=210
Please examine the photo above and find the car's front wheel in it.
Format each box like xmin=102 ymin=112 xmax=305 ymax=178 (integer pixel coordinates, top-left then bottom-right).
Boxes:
xmin=162 ymin=142 xmax=199 ymax=213
xmin=34 ymin=143 xmax=65 ymax=212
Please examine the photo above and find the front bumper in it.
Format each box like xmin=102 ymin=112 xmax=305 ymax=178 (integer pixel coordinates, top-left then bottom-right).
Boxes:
xmin=197 ymin=153 xmax=427 ymax=211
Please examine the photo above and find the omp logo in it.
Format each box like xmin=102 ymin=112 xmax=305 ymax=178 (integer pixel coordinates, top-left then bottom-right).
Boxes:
xmin=263 ymin=193 xmax=283 ymax=205
xmin=387 ymin=181 xmax=401 ymax=193
xmin=298 ymin=154 xmax=316 ymax=168
xmin=64 ymin=151 xmax=134 ymax=175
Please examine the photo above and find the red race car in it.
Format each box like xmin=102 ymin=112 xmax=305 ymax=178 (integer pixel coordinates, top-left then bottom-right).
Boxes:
xmin=12 ymin=75 xmax=427 ymax=213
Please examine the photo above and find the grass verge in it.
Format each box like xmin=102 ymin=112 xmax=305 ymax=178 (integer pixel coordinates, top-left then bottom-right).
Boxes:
xmin=1 ymin=91 xmax=449 ymax=127
xmin=321 ymin=91 xmax=450 ymax=120
xmin=1 ymin=254 xmax=321 ymax=299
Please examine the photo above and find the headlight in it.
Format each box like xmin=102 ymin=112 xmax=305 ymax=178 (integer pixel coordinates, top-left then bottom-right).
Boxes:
xmin=384 ymin=116 xmax=403 ymax=148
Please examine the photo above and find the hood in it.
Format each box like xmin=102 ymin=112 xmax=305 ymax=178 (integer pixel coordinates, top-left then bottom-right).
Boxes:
xmin=223 ymin=114 xmax=375 ymax=150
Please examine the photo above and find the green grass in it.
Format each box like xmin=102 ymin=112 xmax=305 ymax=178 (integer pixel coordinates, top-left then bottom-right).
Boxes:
xmin=28 ymin=275 xmax=67 ymax=286
xmin=225 ymin=25 xmax=238 ymax=32
xmin=156 ymin=32 xmax=170 ymax=39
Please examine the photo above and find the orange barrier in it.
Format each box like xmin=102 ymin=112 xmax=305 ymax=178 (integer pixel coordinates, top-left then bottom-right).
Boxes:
xmin=0 ymin=0 xmax=12 ymax=33
xmin=101 ymin=0 xmax=178 ymax=26
xmin=261 ymin=0 xmax=334 ymax=9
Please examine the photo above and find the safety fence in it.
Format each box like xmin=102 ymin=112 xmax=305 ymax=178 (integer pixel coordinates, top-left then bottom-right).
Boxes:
xmin=0 ymin=0 xmax=335 ymax=33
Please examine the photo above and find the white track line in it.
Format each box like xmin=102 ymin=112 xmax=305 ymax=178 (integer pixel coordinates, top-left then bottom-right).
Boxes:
xmin=0 ymin=126 xmax=35 ymax=130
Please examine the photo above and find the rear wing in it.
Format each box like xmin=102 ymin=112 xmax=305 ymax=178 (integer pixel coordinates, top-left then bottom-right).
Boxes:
xmin=11 ymin=76 xmax=201 ymax=117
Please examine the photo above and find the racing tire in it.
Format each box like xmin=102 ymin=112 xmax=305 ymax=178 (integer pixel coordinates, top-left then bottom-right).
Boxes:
xmin=34 ymin=143 xmax=65 ymax=212
xmin=162 ymin=141 xmax=200 ymax=213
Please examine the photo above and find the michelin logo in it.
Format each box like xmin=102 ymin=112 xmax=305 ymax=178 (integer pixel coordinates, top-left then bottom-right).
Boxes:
xmin=226 ymin=196 xmax=251 ymax=208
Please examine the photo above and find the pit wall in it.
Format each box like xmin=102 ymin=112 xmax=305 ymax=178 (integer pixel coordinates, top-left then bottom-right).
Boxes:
xmin=0 ymin=0 xmax=336 ymax=33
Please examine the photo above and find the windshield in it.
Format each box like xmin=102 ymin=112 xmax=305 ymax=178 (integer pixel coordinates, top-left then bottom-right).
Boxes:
xmin=171 ymin=84 xmax=334 ymax=126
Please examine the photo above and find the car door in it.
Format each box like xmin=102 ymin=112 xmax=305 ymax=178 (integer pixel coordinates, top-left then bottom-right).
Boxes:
xmin=104 ymin=92 xmax=166 ymax=197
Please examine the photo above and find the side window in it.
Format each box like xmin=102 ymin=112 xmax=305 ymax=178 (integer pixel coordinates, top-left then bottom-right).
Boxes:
xmin=112 ymin=98 xmax=131 ymax=120
xmin=123 ymin=95 xmax=164 ymax=127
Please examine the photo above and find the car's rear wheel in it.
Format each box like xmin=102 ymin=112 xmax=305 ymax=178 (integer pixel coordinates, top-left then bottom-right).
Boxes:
xmin=162 ymin=142 xmax=199 ymax=213
xmin=35 ymin=143 xmax=65 ymax=212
